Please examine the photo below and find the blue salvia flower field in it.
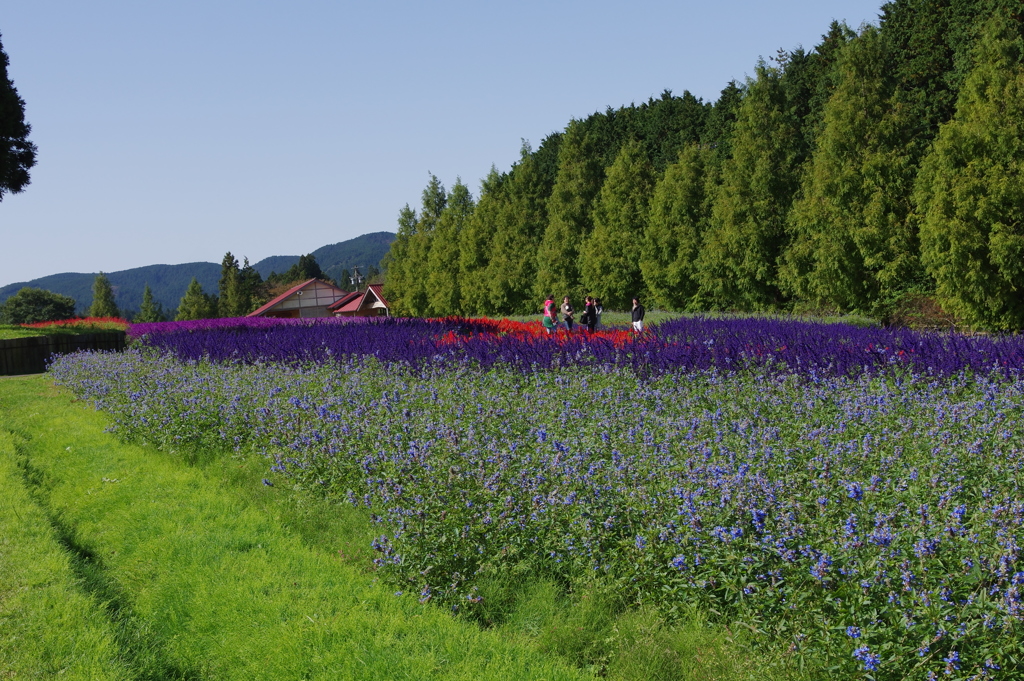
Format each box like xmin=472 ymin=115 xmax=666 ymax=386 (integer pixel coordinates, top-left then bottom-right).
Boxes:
xmin=52 ymin=316 xmax=1024 ymax=679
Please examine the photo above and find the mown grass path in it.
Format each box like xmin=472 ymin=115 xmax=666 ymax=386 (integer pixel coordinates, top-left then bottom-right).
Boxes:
xmin=0 ymin=375 xmax=588 ymax=680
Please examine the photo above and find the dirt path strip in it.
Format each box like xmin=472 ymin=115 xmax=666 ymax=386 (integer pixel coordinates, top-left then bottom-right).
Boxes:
xmin=0 ymin=375 xmax=588 ymax=681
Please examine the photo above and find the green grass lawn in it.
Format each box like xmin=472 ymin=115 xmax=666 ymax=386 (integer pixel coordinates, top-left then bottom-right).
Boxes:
xmin=0 ymin=374 xmax=793 ymax=680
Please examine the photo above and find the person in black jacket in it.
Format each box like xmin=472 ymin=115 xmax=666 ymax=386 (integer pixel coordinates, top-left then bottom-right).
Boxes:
xmin=631 ymin=297 xmax=645 ymax=333
xmin=583 ymin=296 xmax=597 ymax=333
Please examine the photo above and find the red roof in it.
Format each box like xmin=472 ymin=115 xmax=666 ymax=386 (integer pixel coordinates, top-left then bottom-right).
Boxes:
xmin=368 ymin=284 xmax=388 ymax=307
xmin=330 ymin=285 xmax=389 ymax=314
xmin=327 ymin=290 xmax=362 ymax=312
xmin=247 ymin=279 xmax=347 ymax=317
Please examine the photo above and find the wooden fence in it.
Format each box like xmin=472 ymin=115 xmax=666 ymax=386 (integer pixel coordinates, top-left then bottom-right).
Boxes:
xmin=0 ymin=332 xmax=126 ymax=376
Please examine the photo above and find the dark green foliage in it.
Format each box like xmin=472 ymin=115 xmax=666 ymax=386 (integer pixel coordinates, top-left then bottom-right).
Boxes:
xmin=917 ymin=12 xmax=1024 ymax=330
xmin=700 ymin=81 xmax=744 ymax=163
xmin=135 ymin=284 xmax=167 ymax=323
xmin=0 ymin=31 xmax=36 ymax=200
xmin=88 ymin=273 xmax=119 ymax=318
xmin=581 ymin=140 xmax=656 ymax=310
xmin=267 ymin=253 xmax=323 ymax=286
xmin=641 ymin=145 xmax=714 ymax=310
xmin=174 ymin=278 xmax=218 ymax=321
xmin=427 ymin=179 xmax=475 ymax=315
xmin=0 ymin=287 xmax=75 ymax=324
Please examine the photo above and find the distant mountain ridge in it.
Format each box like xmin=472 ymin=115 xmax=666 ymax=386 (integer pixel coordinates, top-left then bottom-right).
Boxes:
xmin=0 ymin=231 xmax=395 ymax=316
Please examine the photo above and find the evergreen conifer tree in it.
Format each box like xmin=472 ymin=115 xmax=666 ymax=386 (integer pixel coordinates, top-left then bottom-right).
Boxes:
xmin=486 ymin=143 xmax=554 ymax=314
xmin=88 ymin=272 xmax=120 ymax=318
xmin=0 ymin=31 xmax=36 ymax=200
xmin=217 ymin=252 xmax=241 ymax=317
xmin=174 ymin=278 xmax=217 ymax=321
xmin=136 ymin=284 xmax=166 ymax=323
xmin=697 ymin=63 xmax=803 ymax=310
xmin=427 ymin=179 xmax=474 ymax=315
xmin=781 ymin=26 xmax=920 ymax=314
xmin=916 ymin=13 xmax=1024 ymax=330
xmin=535 ymin=124 xmax=604 ymax=303
xmin=641 ymin=144 xmax=713 ymax=310
xmin=581 ymin=140 xmax=656 ymax=310
xmin=382 ymin=204 xmax=418 ymax=315
xmin=459 ymin=168 xmax=506 ymax=316
xmin=404 ymin=175 xmax=446 ymax=316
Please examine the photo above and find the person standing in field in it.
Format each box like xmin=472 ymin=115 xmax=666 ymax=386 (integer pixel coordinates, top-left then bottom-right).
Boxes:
xmin=584 ymin=296 xmax=597 ymax=334
xmin=561 ymin=296 xmax=575 ymax=332
xmin=595 ymin=298 xmax=603 ymax=329
xmin=542 ymin=295 xmax=557 ymax=335
xmin=631 ymin=297 xmax=645 ymax=333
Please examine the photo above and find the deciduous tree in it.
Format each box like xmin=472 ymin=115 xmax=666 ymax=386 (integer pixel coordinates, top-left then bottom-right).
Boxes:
xmin=0 ymin=287 xmax=75 ymax=324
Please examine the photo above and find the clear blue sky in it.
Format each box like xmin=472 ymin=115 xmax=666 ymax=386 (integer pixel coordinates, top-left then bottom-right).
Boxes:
xmin=1 ymin=0 xmax=884 ymax=286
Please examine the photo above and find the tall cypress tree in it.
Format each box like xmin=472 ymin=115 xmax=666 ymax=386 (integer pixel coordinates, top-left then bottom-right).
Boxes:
xmin=580 ymin=140 xmax=656 ymax=310
xmin=404 ymin=175 xmax=446 ymax=316
xmin=382 ymin=204 xmax=418 ymax=315
xmin=486 ymin=142 xmax=555 ymax=314
xmin=698 ymin=63 xmax=803 ymax=310
xmin=535 ymin=123 xmax=604 ymax=303
xmin=459 ymin=168 xmax=506 ymax=316
xmin=782 ymin=26 xmax=920 ymax=314
xmin=641 ymin=144 xmax=714 ymax=310
xmin=217 ymin=252 xmax=241 ymax=317
xmin=916 ymin=13 xmax=1024 ymax=330
xmin=88 ymin=272 xmax=120 ymax=318
xmin=0 ymin=31 xmax=36 ymax=200
xmin=427 ymin=179 xmax=474 ymax=315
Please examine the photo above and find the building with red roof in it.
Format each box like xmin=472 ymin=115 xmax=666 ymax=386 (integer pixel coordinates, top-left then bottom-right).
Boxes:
xmin=246 ymin=279 xmax=348 ymax=318
xmin=330 ymin=284 xmax=389 ymax=317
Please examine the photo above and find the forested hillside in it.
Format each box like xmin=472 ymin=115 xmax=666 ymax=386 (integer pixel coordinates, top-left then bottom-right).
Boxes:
xmin=0 ymin=264 xmax=222 ymax=317
xmin=383 ymin=0 xmax=1024 ymax=330
xmin=0 ymin=232 xmax=395 ymax=317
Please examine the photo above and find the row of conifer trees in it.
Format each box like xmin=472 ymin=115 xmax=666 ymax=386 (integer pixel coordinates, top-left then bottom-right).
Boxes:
xmin=383 ymin=1 xmax=1024 ymax=331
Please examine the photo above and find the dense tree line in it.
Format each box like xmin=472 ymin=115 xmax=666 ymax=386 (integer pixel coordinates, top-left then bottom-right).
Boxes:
xmin=383 ymin=1 xmax=1024 ymax=330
